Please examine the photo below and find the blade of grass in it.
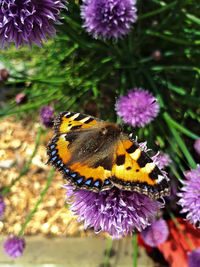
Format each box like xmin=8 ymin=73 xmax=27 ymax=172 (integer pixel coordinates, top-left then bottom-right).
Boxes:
xmin=104 ymin=236 xmax=113 ymax=267
xmin=133 ymin=233 xmax=137 ymax=267
xmin=163 ymin=113 xmax=199 ymax=140
xmin=164 ymin=118 xmax=197 ymax=169
xmin=139 ymin=1 xmax=177 ymax=20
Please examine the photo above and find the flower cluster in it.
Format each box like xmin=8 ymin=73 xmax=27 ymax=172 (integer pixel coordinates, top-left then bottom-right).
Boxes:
xmin=64 ymin=184 xmax=163 ymax=239
xmin=0 ymin=0 xmax=66 ymax=48
xmin=115 ymin=88 xmax=160 ymax=128
xmin=3 ymin=236 xmax=25 ymax=258
xmin=177 ymin=166 xmax=200 ymax=228
xmin=81 ymin=0 xmax=137 ymax=40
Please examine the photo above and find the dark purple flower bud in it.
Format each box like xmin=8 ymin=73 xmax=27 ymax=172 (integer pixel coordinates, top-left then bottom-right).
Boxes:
xmin=40 ymin=106 xmax=54 ymax=128
xmin=152 ymin=50 xmax=162 ymax=61
xmin=81 ymin=0 xmax=137 ymax=40
xmin=0 ymin=194 xmax=6 ymax=216
xmin=3 ymin=236 xmax=25 ymax=258
xmin=15 ymin=93 xmax=27 ymax=105
xmin=0 ymin=0 xmax=67 ymax=48
xmin=0 ymin=69 xmax=9 ymax=82
xmin=141 ymin=219 xmax=169 ymax=247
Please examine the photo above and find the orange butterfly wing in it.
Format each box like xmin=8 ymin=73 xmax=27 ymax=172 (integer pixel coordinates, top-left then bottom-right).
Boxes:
xmin=47 ymin=111 xmax=114 ymax=191
xmin=111 ymin=138 xmax=169 ymax=198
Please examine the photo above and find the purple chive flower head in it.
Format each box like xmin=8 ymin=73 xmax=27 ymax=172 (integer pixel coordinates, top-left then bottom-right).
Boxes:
xmin=115 ymin=88 xmax=160 ymax=128
xmin=81 ymin=0 xmax=137 ymax=40
xmin=64 ymin=185 xmax=163 ymax=239
xmin=0 ymin=0 xmax=66 ymax=48
xmin=40 ymin=106 xmax=54 ymax=128
xmin=177 ymin=166 xmax=200 ymax=228
xmin=188 ymin=249 xmax=200 ymax=267
xmin=152 ymin=153 xmax=172 ymax=169
xmin=4 ymin=236 xmax=25 ymax=258
xmin=194 ymin=139 xmax=200 ymax=156
xmin=0 ymin=194 xmax=6 ymax=216
xmin=141 ymin=218 xmax=169 ymax=247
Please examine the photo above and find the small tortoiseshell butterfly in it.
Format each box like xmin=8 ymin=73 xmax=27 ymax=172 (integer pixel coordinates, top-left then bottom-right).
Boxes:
xmin=47 ymin=111 xmax=169 ymax=199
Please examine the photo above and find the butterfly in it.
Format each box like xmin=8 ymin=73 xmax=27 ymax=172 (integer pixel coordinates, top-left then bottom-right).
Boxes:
xmin=47 ymin=111 xmax=170 ymax=199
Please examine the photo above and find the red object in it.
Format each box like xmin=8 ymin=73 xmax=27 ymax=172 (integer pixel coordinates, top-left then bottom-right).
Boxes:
xmin=158 ymin=218 xmax=200 ymax=267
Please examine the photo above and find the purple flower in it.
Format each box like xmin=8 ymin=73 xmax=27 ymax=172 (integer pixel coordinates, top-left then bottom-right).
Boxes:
xmin=188 ymin=249 xmax=200 ymax=267
xmin=3 ymin=236 xmax=25 ymax=258
xmin=40 ymin=106 xmax=54 ymax=128
xmin=0 ymin=194 xmax=6 ymax=216
xmin=115 ymin=88 xmax=160 ymax=128
xmin=0 ymin=0 xmax=66 ymax=48
xmin=194 ymin=139 xmax=200 ymax=156
xmin=177 ymin=166 xmax=200 ymax=228
xmin=64 ymin=185 xmax=163 ymax=239
xmin=81 ymin=0 xmax=137 ymax=40
xmin=152 ymin=153 xmax=172 ymax=169
xmin=141 ymin=219 xmax=169 ymax=247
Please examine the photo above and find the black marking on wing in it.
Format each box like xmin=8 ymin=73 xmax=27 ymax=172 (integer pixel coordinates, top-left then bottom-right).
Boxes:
xmin=137 ymin=151 xmax=152 ymax=168
xmin=116 ymin=154 xmax=125 ymax=166
xmin=149 ymin=166 xmax=162 ymax=180
xmin=126 ymin=143 xmax=138 ymax=153
xmin=65 ymin=112 xmax=73 ymax=118
xmin=64 ymin=131 xmax=79 ymax=144
xmin=70 ymin=125 xmax=82 ymax=130
xmin=84 ymin=117 xmax=94 ymax=124
xmin=93 ymin=157 xmax=113 ymax=171
xmin=73 ymin=114 xmax=87 ymax=121
xmin=111 ymin=176 xmax=169 ymax=199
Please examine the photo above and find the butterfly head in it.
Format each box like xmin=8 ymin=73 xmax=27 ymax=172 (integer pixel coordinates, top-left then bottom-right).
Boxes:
xmin=99 ymin=123 xmax=122 ymax=138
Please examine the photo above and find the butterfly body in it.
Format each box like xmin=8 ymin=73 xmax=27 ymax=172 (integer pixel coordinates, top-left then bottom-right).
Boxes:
xmin=47 ymin=111 xmax=169 ymax=199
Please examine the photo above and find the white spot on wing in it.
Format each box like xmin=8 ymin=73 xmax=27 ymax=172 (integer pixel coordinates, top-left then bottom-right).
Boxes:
xmin=71 ymin=113 xmax=80 ymax=120
xmin=80 ymin=117 xmax=91 ymax=123
xmin=157 ymin=175 xmax=164 ymax=183
xmin=65 ymin=112 xmax=71 ymax=117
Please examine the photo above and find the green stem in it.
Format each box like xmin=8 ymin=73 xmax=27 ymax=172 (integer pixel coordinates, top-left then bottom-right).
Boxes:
xmin=1 ymin=127 xmax=42 ymax=195
xmin=165 ymin=119 xmax=197 ymax=169
xmin=18 ymin=168 xmax=54 ymax=237
xmin=133 ymin=233 xmax=138 ymax=267
xmin=104 ymin=236 xmax=113 ymax=267
xmin=163 ymin=113 xmax=199 ymax=140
